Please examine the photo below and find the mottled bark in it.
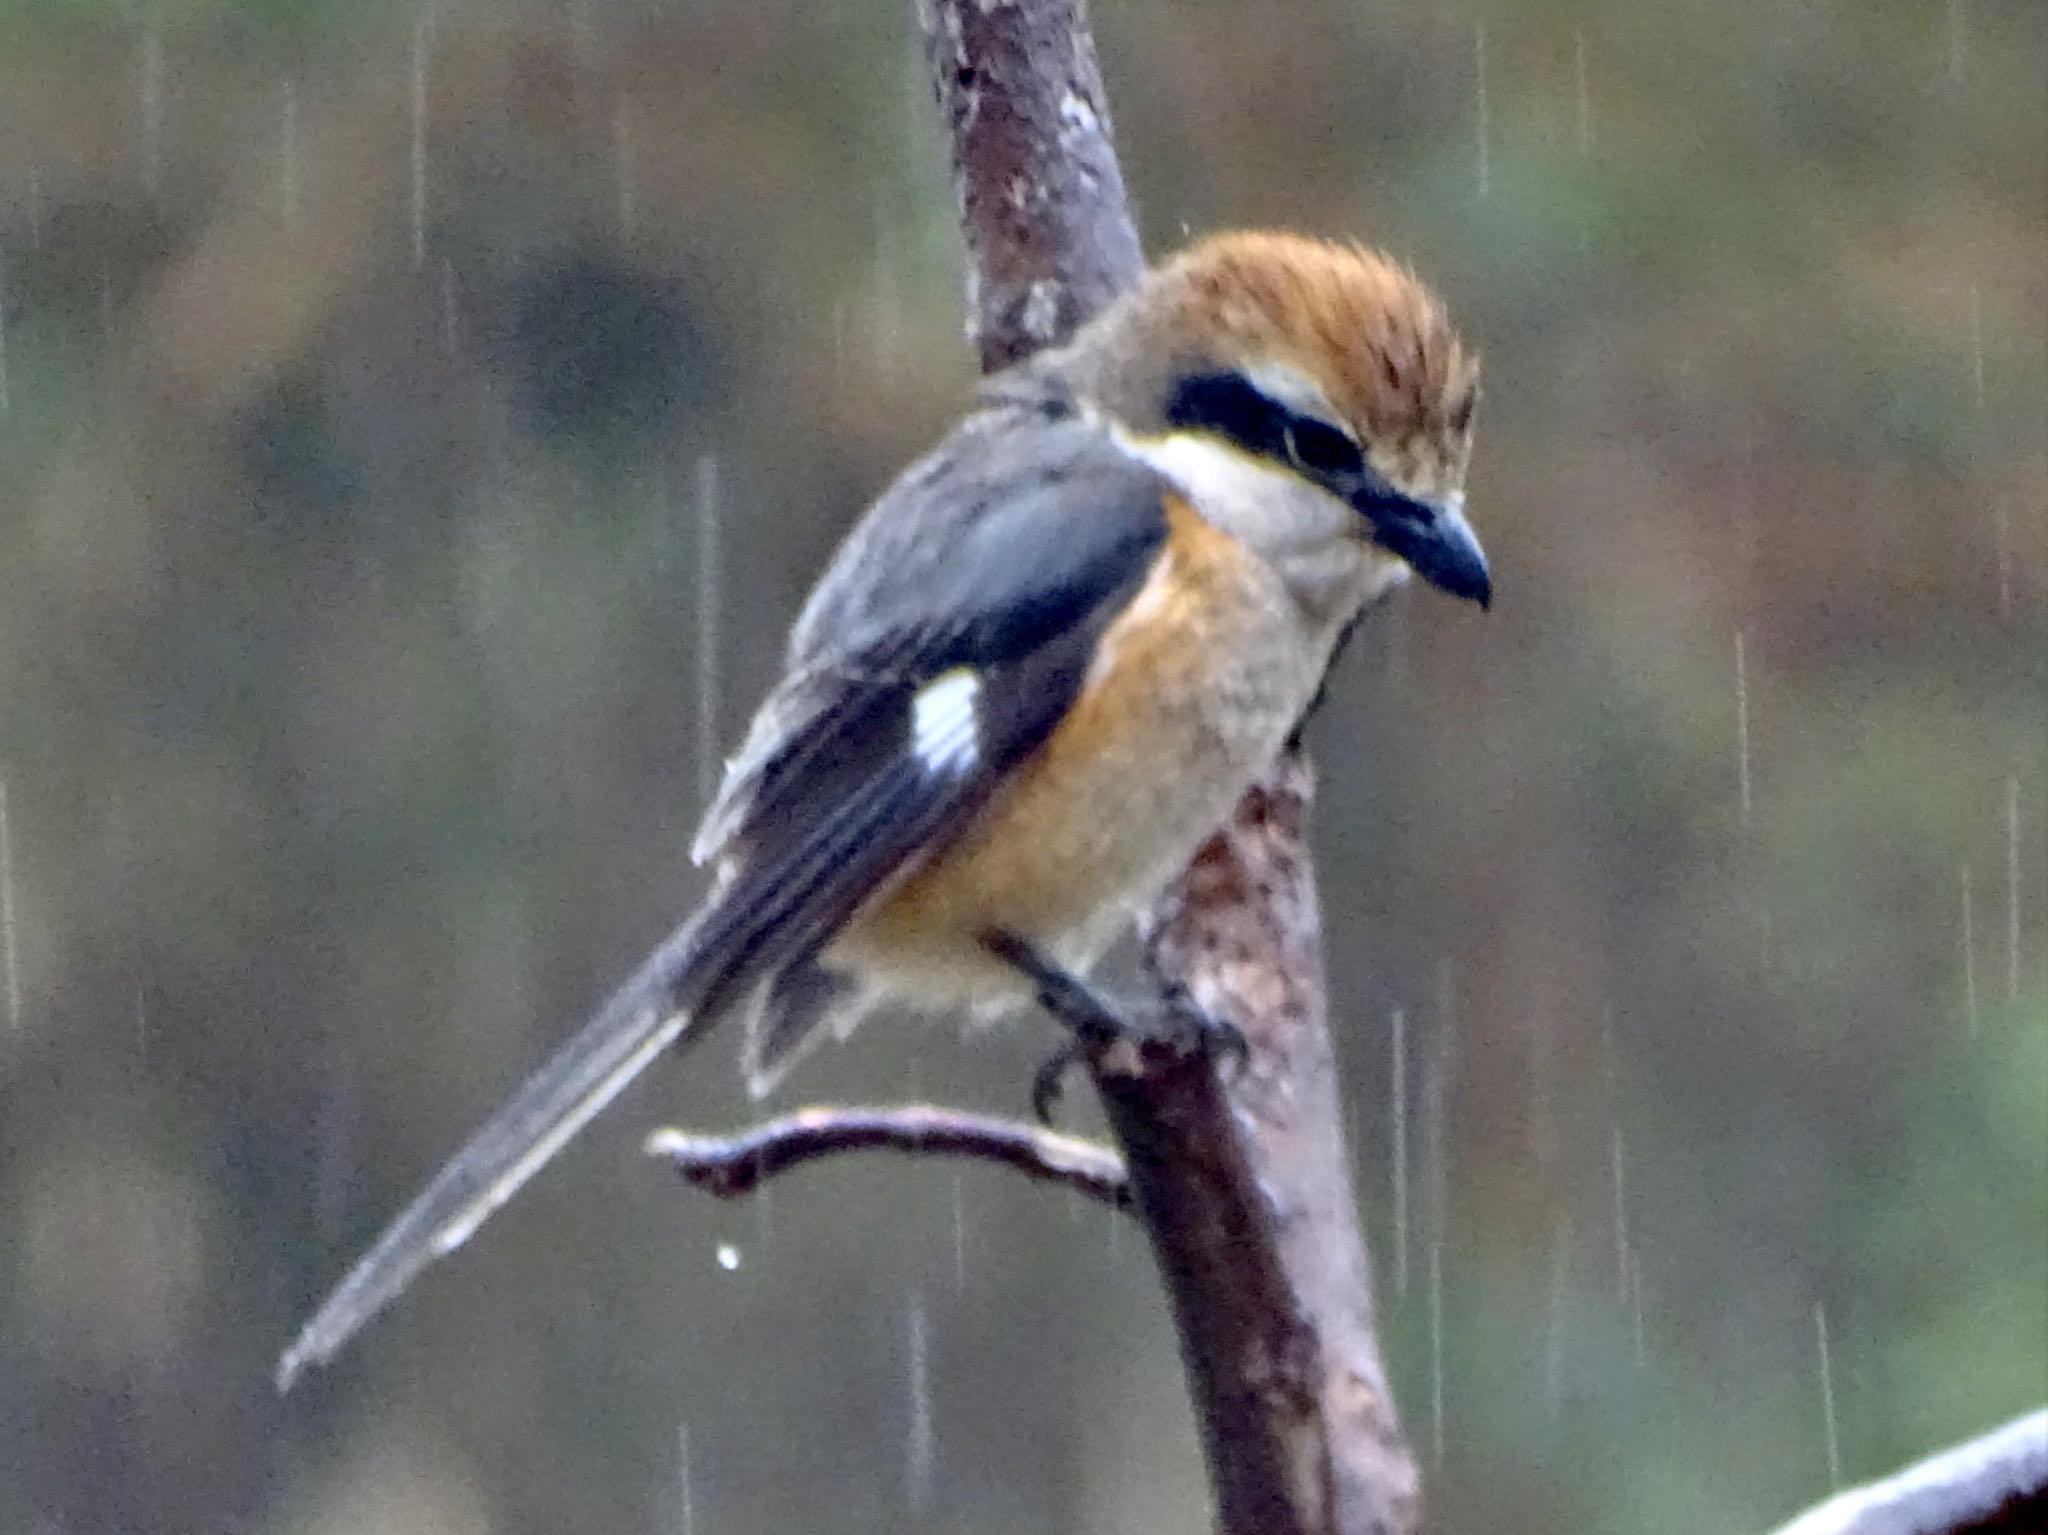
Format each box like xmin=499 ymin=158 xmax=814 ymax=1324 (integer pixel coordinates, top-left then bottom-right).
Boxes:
xmin=1126 ymin=759 xmax=1417 ymax=1532
xmin=915 ymin=0 xmax=1145 ymax=372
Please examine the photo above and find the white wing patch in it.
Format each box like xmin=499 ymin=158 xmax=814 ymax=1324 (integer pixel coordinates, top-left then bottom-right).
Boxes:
xmin=910 ymin=667 xmax=982 ymax=775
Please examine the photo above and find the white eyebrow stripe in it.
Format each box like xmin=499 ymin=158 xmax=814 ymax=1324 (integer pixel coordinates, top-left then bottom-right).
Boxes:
xmin=910 ymin=667 xmax=982 ymax=775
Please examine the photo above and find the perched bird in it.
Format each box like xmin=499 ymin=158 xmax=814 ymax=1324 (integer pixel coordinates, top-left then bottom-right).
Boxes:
xmin=277 ymin=231 xmax=1485 ymax=1390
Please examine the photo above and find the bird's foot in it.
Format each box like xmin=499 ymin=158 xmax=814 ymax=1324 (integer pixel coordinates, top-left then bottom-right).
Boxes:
xmin=1030 ymin=1041 xmax=1085 ymax=1124
xmin=985 ymin=931 xmax=1246 ymax=1124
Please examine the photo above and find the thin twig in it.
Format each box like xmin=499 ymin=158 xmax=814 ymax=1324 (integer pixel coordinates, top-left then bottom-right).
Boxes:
xmin=646 ymin=1105 xmax=1130 ymax=1210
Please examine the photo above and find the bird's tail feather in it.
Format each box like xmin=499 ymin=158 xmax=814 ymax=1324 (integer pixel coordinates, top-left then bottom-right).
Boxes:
xmin=276 ymin=674 xmax=953 ymax=1391
xmin=275 ymin=922 xmax=716 ymax=1393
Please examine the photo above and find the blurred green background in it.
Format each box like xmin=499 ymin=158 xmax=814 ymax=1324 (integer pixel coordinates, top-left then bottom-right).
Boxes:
xmin=1 ymin=1 xmax=2042 ymax=1531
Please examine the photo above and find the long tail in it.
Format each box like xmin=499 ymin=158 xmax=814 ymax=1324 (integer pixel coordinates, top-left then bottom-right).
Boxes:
xmin=276 ymin=921 xmax=719 ymax=1393
xmin=276 ymin=658 xmax=969 ymax=1390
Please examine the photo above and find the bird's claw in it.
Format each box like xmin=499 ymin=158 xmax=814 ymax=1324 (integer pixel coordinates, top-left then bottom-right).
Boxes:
xmin=1019 ymin=979 xmax=1246 ymax=1124
xmin=1030 ymin=1041 xmax=1082 ymax=1124
xmin=985 ymin=932 xmax=1248 ymax=1118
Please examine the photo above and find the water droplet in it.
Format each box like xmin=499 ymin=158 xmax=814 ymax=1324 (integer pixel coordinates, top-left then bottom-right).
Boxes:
xmin=675 ymin=1423 xmax=695 ymax=1535
xmin=2006 ymin=776 xmax=2023 ymax=1003
xmin=1428 ymin=1236 xmax=1446 ymax=1466
xmin=614 ymin=96 xmax=638 ymax=238
xmin=1390 ymin=1005 xmax=1408 ymax=1302
xmin=948 ymin=1172 xmax=966 ymax=1291
xmin=1610 ymin=1125 xmax=1629 ymax=1303
xmin=138 ymin=18 xmax=164 ymax=199
xmin=1473 ymin=22 xmax=1490 ymax=201
xmin=410 ymin=8 xmax=432 ymax=269
xmin=906 ymin=1293 xmax=934 ymax=1510
xmin=0 ymin=776 xmax=20 ymax=1034
xmin=1815 ymin=1301 xmax=1841 ymax=1489
xmin=1542 ymin=1217 xmax=1569 ymax=1415
xmin=696 ymin=455 xmax=724 ymax=808
xmin=279 ymin=78 xmax=301 ymax=227
xmin=1961 ymin=861 xmax=1979 ymax=1036
xmin=1574 ymin=32 xmax=1592 ymax=155
xmin=0 ymin=251 xmax=10 ymax=420
xmin=1734 ymin=631 xmax=1753 ymax=832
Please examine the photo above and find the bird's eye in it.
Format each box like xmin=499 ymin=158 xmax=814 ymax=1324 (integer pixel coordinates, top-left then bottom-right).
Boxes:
xmin=1284 ymin=417 xmax=1363 ymax=480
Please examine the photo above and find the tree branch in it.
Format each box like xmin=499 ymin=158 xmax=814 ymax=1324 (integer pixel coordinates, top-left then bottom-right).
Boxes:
xmin=1130 ymin=758 xmax=1417 ymax=1532
xmin=645 ymin=1106 xmax=1130 ymax=1210
xmin=1766 ymin=1409 xmax=2047 ymax=1535
xmin=917 ymin=0 xmax=1146 ymax=372
xmin=917 ymin=4 xmax=1417 ymax=1532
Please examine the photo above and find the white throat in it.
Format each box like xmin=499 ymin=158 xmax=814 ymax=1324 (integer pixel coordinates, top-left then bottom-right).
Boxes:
xmin=1108 ymin=425 xmax=1411 ymax=631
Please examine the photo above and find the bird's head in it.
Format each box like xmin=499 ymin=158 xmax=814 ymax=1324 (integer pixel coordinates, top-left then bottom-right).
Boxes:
xmin=1051 ymin=231 xmax=1488 ymax=609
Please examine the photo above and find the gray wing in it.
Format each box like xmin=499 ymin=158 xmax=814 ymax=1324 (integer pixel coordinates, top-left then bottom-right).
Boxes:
xmin=693 ymin=403 xmax=1156 ymax=867
xmin=689 ymin=408 xmax=1168 ymax=950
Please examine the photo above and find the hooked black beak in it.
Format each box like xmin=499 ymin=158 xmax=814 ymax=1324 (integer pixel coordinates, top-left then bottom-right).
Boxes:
xmin=1359 ymin=492 xmax=1491 ymax=609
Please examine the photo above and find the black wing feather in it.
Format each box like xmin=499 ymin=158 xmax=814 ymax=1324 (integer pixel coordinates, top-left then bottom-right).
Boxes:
xmin=701 ymin=556 xmax=1159 ymax=1009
